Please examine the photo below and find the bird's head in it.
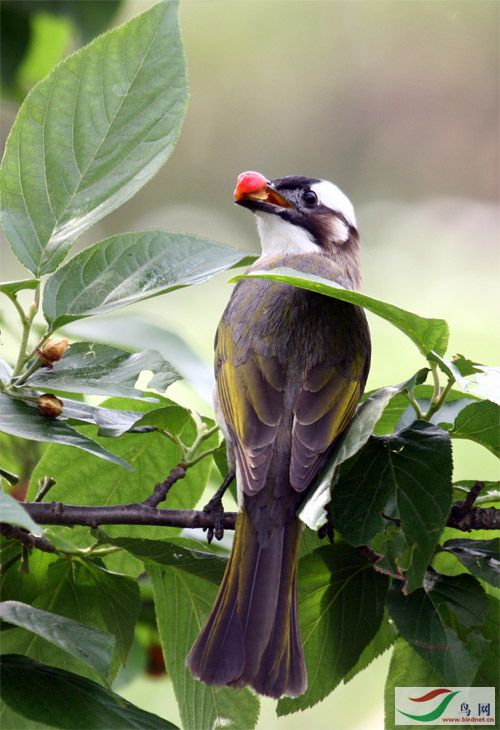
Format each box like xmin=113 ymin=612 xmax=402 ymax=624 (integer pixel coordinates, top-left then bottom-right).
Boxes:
xmin=234 ymin=171 xmax=358 ymax=260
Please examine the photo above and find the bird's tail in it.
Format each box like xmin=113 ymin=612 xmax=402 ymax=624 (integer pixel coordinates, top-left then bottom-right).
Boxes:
xmin=186 ymin=510 xmax=307 ymax=699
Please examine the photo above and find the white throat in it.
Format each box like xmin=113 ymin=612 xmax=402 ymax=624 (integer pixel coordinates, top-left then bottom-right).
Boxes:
xmin=255 ymin=212 xmax=321 ymax=256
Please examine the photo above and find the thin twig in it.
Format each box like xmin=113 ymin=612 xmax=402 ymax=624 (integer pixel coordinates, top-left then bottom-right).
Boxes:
xmin=0 ymin=523 xmax=56 ymax=553
xmin=143 ymin=465 xmax=187 ymax=508
xmin=461 ymin=481 xmax=485 ymax=510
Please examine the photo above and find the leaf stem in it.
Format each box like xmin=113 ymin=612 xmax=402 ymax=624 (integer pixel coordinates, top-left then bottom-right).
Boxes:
xmin=184 ymin=418 xmax=219 ymax=463
xmin=184 ymin=444 xmax=221 ymax=468
xmin=11 ymin=284 xmax=41 ymax=379
xmin=423 ymin=375 xmax=455 ymax=421
xmin=403 ymin=391 xmax=424 ymax=420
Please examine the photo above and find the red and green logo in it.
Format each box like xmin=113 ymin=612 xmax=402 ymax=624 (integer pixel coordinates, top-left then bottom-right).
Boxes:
xmin=397 ymin=688 xmax=460 ymax=722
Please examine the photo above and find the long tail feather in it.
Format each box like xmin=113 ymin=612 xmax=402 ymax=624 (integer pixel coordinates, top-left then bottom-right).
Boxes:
xmin=186 ymin=511 xmax=306 ymax=698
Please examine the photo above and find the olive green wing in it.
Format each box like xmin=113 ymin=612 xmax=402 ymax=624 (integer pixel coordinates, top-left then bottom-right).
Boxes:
xmin=216 ymin=324 xmax=285 ymax=495
xmin=290 ymin=354 xmax=368 ymax=492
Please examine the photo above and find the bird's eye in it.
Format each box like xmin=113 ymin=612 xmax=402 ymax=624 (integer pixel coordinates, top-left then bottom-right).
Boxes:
xmin=302 ymin=190 xmax=318 ymax=207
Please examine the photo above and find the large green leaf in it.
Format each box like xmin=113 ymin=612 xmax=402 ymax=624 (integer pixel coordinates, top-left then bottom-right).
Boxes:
xmin=387 ymin=573 xmax=489 ymax=686
xmin=343 ymin=611 xmax=397 ymax=684
xmin=147 ymin=544 xmax=259 ymax=730
xmin=0 ymin=394 xmax=130 ymax=469
xmin=0 ymin=553 xmax=138 ymax=684
xmin=0 ymin=489 xmax=42 ymax=535
xmin=333 ymin=421 xmax=452 ymax=592
xmin=73 ymin=560 xmax=141 ymax=664
xmin=450 ymin=400 xmax=500 ymax=457
xmin=277 ymin=545 xmax=389 ymax=715
xmin=0 ymin=600 xmax=114 ymax=679
xmin=0 ymin=655 xmax=178 ymax=730
xmin=236 ymin=267 xmax=449 ymax=356
xmin=300 ymin=370 xmax=428 ymax=529
xmin=24 ymin=342 xmax=179 ymax=399
xmin=442 ymin=538 xmax=500 ymax=588
xmin=102 ymin=536 xmax=228 ymax=575
xmin=43 ymin=232 xmax=253 ymax=328
xmin=0 ymin=1 xmax=187 ymax=275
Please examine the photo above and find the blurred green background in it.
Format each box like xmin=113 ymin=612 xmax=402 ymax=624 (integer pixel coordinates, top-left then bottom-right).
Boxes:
xmin=1 ymin=1 xmax=498 ymax=728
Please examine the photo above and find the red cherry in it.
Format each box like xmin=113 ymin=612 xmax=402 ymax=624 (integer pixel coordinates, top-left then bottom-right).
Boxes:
xmin=234 ymin=171 xmax=269 ymax=200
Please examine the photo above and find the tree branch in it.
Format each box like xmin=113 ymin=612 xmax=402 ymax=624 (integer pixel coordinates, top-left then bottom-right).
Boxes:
xmin=19 ymin=500 xmax=500 ymax=532
xmin=447 ymin=503 xmax=500 ymax=531
xmin=21 ymin=501 xmax=238 ymax=531
xmin=0 ymin=523 xmax=56 ymax=553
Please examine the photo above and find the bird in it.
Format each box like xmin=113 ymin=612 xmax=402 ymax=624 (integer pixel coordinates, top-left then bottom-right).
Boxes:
xmin=186 ymin=171 xmax=371 ymax=699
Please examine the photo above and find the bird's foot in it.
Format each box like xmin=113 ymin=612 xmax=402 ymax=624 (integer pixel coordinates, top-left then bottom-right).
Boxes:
xmin=203 ymin=495 xmax=225 ymax=543
xmin=202 ymin=470 xmax=235 ymax=543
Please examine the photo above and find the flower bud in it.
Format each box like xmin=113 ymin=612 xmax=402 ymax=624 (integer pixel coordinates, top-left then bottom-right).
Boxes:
xmin=37 ymin=394 xmax=63 ymax=418
xmin=39 ymin=338 xmax=69 ymax=364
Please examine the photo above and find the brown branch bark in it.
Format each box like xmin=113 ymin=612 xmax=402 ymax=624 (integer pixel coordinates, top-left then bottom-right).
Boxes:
xmin=0 ymin=522 xmax=56 ymax=553
xmin=21 ymin=501 xmax=237 ymax=531
xmin=19 ymin=500 xmax=499 ymax=532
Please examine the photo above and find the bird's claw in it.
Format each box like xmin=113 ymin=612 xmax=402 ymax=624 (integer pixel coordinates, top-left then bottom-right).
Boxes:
xmin=203 ymin=496 xmax=225 ymax=543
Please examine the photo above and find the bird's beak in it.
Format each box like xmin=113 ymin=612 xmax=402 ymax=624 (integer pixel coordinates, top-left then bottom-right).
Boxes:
xmin=234 ymin=171 xmax=293 ymax=211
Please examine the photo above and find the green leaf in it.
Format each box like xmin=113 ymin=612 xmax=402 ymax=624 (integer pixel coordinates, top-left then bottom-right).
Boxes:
xmin=27 ymin=397 xmax=216 ymax=543
xmin=0 ymin=600 xmax=114 ymax=679
xmin=0 ymin=1 xmax=187 ymax=275
xmin=64 ymin=313 xmax=214 ymax=403
xmin=25 ymin=342 xmax=179 ymax=399
xmin=51 ymin=398 xmax=146 ymax=437
xmin=149 ymin=556 xmax=259 ymax=730
xmin=333 ymin=422 xmax=452 ymax=592
xmin=0 ymin=489 xmax=42 ymax=535
xmin=384 ymin=640 xmax=443 ymax=730
xmin=442 ymin=538 xmax=500 ymax=588
xmin=450 ymin=400 xmax=500 ymax=457
xmin=75 ymin=561 xmax=141 ymax=664
xmin=473 ymin=595 xmax=499 ymax=687
xmin=387 ymin=573 xmax=489 ymax=685
xmin=371 ymin=384 xmax=479 ymax=437
xmin=236 ymin=267 xmax=449 ymax=356
xmin=0 ymin=394 xmax=131 ymax=470
xmin=0 ymin=655 xmax=178 ymax=730
xmin=343 ymin=611 xmax=397 ymax=684
xmin=300 ymin=371 xmax=429 ymax=529
xmin=103 ymin=536 xmax=227 ymax=578
xmin=43 ymin=232 xmax=253 ymax=328
xmin=277 ymin=544 xmax=389 ymax=715
xmin=428 ymin=572 xmax=489 ymax=628
xmin=1 ymin=553 xmax=140 ymax=682
xmin=0 ymin=278 xmax=39 ymax=296
xmin=467 ymin=366 xmax=500 ymax=405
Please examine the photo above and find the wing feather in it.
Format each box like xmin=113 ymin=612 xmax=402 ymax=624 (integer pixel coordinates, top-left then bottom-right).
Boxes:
xmin=216 ymin=319 xmax=368 ymax=496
